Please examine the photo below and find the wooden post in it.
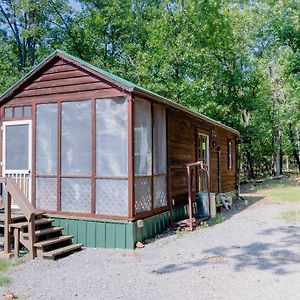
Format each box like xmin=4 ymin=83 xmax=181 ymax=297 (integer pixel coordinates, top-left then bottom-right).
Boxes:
xmin=4 ymin=189 xmax=12 ymax=255
xmin=187 ymin=165 xmax=193 ymax=231
xmin=128 ymin=95 xmax=134 ymax=220
xmin=167 ymin=167 xmax=173 ymax=226
xmin=28 ymin=217 xmax=36 ymax=260
xmin=13 ymin=228 xmax=20 ymax=258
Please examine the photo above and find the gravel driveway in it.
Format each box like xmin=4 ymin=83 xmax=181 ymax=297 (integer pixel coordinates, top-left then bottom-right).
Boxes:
xmin=2 ymin=191 xmax=300 ymax=300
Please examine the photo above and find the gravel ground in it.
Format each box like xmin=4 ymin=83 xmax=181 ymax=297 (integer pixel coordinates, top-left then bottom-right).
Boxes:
xmin=1 ymin=190 xmax=300 ymax=300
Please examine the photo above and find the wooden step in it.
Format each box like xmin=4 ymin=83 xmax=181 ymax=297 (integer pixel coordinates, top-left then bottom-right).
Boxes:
xmin=34 ymin=211 xmax=46 ymax=219
xmin=10 ymin=218 xmax=53 ymax=230
xmin=34 ymin=235 xmax=73 ymax=248
xmin=42 ymin=243 xmax=83 ymax=259
xmin=22 ymin=226 xmax=63 ymax=238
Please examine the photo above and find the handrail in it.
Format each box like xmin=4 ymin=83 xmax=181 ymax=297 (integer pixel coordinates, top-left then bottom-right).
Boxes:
xmin=1 ymin=176 xmax=36 ymax=259
xmin=5 ymin=177 xmax=36 ymax=221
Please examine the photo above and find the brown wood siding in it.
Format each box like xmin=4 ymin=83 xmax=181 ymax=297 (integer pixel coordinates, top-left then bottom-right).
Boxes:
xmin=167 ymin=109 xmax=237 ymax=205
xmin=5 ymin=58 xmax=125 ymax=106
xmin=216 ymin=127 xmax=236 ymax=193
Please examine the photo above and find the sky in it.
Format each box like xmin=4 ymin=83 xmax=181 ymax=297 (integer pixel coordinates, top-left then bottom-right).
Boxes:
xmin=69 ymin=0 xmax=82 ymax=11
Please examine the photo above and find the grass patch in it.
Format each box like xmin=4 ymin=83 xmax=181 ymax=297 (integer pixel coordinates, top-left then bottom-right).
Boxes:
xmin=208 ymin=213 xmax=224 ymax=226
xmin=281 ymin=209 xmax=300 ymax=224
xmin=256 ymin=176 xmax=300 ymax=202
xmin=0 ymin=257 xmax=24 ymax=287
xmin=0 ymin=259 xmax=11 ymax=272
xmin=0 ymin=274 xmax=10 ymax=286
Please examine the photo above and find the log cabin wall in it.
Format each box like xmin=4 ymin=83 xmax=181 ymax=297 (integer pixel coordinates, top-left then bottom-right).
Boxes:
xmin=167 ymin=108 xmax=237 ymax=206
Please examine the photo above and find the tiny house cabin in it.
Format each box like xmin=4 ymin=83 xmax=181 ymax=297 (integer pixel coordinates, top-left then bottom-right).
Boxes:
xmin=0 ymin=50 xmax=239 ymax=249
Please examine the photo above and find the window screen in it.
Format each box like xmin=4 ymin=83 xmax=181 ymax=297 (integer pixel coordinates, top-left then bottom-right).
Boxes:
xmin=153 ymin=105 xmax=167 ymax=174
xmin=96 ymin=98 xmax=128 ymax=176
xmin=134 ymin=100 xmax=152 ymax=175
xmin=61 ymin=101 xmax=91 ymax=175
xmin=36 ymin=104 xmax=57 ymax=175
xmin=5 ymin=124 xmax=29 ymax=170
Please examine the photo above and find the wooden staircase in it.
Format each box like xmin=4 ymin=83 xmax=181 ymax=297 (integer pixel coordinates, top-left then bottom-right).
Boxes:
xmin=8 ymin=213 xmax=82 ymax=260
xmin=0 ymin=177 xmax=83 ymax=260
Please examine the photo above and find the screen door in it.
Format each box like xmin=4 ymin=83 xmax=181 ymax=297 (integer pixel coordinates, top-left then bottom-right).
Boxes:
xmin=2 ymin=120 xmax=32 ymax=201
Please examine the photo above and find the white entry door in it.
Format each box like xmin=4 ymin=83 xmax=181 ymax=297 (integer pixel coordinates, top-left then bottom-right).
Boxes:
xmin=2 ymin=120 xmax=32 ymax=201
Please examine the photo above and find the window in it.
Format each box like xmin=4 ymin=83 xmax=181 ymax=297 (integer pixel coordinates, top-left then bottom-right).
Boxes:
xmin=96 ymin=97 xmax=128 ymax=176
xmin=24 ymin=106 xmax=32 ymax=117
xmin=4 ymin=107 xmax=13 ymax=118
xmin=134 ymin=100 xmax=152 ymax=175
xmin=228 ymin=141 xmax=233 ymax=170
xmin=61 ymin=100 xmax=91 ymax=175
xmin=36 ymin=104 xmax=58 ymax=175
xmin=153 ymin=105 xmax=167 ymax=208
xmin=5 ymin=124 xmax=29 ymax=170
xmin=35 ymin=98 xmax=129 ymax=217
xmin=4 ymin=106 xmax=32 ymax=118
xmin=134 ymin=100 xmax=167 ymax=214
xmin=95 ymin=97 xmax=128 ymax=216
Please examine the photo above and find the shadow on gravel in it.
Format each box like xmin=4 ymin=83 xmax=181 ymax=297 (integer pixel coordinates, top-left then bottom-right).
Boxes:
xmin=152 ymin=225 xmax=300 ymax=276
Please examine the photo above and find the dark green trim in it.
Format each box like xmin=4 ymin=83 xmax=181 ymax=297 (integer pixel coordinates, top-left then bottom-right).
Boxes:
xmin=50 ymin=204 xmax=194 ymax=249
xmin=52 ymin=217 xmax=135 ymax=249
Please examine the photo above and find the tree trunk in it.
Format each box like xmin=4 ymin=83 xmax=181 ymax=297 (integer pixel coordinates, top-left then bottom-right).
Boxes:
xmin=246 ymin=145 xmax=255 ymax=179
xmin=273 ymin=127 xmax=281 ymax=176
xmin=288 ymin=122 xmax=300 ymax=172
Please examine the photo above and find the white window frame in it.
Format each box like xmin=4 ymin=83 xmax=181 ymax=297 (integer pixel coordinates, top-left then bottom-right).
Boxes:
xmin=228 ymin=141 xmax=233 ymax=170
xmin=2 ymin=120 xmax=32 ymax=174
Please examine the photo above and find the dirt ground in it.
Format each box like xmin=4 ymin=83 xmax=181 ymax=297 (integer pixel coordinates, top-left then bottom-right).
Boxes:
xmin=1 ymin=183 xmax=300 ymax=300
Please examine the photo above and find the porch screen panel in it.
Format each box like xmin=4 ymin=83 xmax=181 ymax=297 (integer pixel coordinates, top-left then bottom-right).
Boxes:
xmin=153 ymin=175 xmax=167 ymax=208
xmin=5 ymin=124 xmax=29 ymax=170
xmin=61 ymin=101 xmax=91 ymax=175
xmin=134 ymin=99 xmax=152 ymax=213
xmin=153 ymin=105 xmax=167 ymax=208
xmin=36 ymin=178 xmax=57 ymax=210
xmin=135 ymin=177 xmax=152 ymax=213
xmin=61 ymin=178 xmax=91 ymax=213
xmin=96 ymin=97 xmax=128 ymax=176
xmin=96 ymin=179 xmax=128 ymax=215
xmin=36 ymin=104 xmax=57 ymax=174
xmin=134 ymin=100 xmax=152 ymax=175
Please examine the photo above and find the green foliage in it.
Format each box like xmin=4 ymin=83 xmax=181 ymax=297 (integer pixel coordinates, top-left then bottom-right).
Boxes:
xmin=210 ymin=213 xmax=224 ymax=225
xmin=200 ymin=221 xmax=209 ymax=228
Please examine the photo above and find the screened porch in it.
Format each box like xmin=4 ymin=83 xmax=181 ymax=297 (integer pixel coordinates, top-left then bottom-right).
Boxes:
xmin=7 ymin=97 xmax=169 ymax=220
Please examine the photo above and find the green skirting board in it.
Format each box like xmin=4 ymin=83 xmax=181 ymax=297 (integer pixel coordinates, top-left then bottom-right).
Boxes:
xmin=50 ymin=204 xmax=192 ymax=249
